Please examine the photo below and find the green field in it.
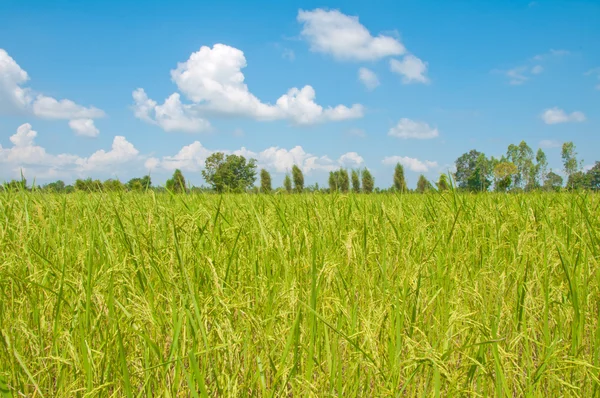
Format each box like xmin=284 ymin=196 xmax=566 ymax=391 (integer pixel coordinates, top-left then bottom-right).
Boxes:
xmin=1 ymin=192 xmax=599 ymax=396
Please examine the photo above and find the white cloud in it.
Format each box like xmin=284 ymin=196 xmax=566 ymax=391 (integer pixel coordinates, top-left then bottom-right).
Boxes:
xmin=338 ymin=152 xmax=364 ymax=168
xmin=531 ymin=65 xmax=544 ymax=74
xmin=532 ymin=49 xmax=570 ymax=61
xmin=539 ymin=139 xmax=562 ymax=148
xmin=68 ymin=118 xmax=100 ymax=137
xmin=32 ymin=95 xmax=105 ymax=119
xmin=358 ymin=67 xmax=379 ymax=90
xmin=0 ymin=49 xmax=105 ymax=135
xmin=390 ymin=55 xmax=429 ymax=84
xmin=144 ymin=157 xmax=160 ymax=171
xmin=0 ymin=49 xmax=32 ymax=112
xmin=388 ymin=118 xmax=439 ymax=139
xmin=297 ymin=8 xmax=405 ymax=61
xmin=541 ymin=107 xmax=586 ymax=124
xmin=0 ymin=123 xmax=140 ymax=181
xmin=135 ymin=44 xmax=363 ymax=131
xmin=503 ymin=66 xmax=528 ymax=85
xmin=382 ymin=156 xmax=438 ymax=172
xmin=150 ymin=141 xmax=365 ymax=175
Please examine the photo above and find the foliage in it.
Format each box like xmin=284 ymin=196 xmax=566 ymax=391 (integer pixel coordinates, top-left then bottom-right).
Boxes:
xmin=283 ymin=174 xmax=292 ymax=193
xmin=562 ymin=142 xmax=580 ymax=188
xmin=166 ymin=169 xmax=186 ymax=193
xmin=493 ymin=161 xmax=518 ymax=192
xmin=393 ymin=163 xmax=408 ymax=192
xmin=75 ymin=178 xmax=102 ymax=192
xmin=351 ymin=169 xmax=360 ymax=193
xmin=103 ymin=179 xmax=125 ymax=192
xmin=292 ymin=165 xmax=304 ymax=193
xmin=127 ymin=175 xmax=152 ymax=191
xmin=436 ymin=174 xmax=450 ymax=191
xmin=202 ymin=152 xmax=257 ymax=193
xmin=586 ymin=161 xmax=600 ymax=191
xmin=260 ymin=169 xmax=272 ymax=193
xmin=416 ymin=174 xmax=433 ymax=193
xmin=543 ymin=171 xmax=563 ymax=192
xmin=361 ymin=169 xmax=374 ymax=193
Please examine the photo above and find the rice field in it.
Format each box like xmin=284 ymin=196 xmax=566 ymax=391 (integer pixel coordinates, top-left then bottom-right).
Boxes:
xmin=1 ymin=191 xmax=599 ymax=397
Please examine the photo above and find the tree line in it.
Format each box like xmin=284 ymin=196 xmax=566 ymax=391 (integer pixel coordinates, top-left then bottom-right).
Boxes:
xmin=2 ymin=141 xmax=599 ymax=193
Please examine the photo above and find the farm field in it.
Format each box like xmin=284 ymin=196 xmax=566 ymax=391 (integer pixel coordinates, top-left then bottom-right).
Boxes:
xmin=1 ymin=191 xmax=599 ymax=397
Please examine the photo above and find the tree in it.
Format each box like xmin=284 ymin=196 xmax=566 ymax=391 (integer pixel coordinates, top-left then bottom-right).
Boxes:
xmin=260 ymin=169 xmax=272 ymax=193
xmin=436 ymin=174 xmax=450 ymax=191
xmin=562 ymin=142 xmax=580 ymax=188
xmin=361 ymin=169 xmax=374 ymax=193
xmin=586 ymin=162 xmax=600 ymax=191
xmin=328 ymin=171 xmax=338 ymax=192
xmin=3 ymin=178 xmax=28 ymax=191
xmin=535 ymin=148 xmax=548 ymax=188
xmin=44 ymin=180 xmax=65 ymax=192
xmin=202 ymin=152 xmax=257 ymax=192
xmin=416 ymin=175 xmax=433 ymax=193
xmin=567 ymin=171 xmax=588 ymax=191
xmin=506 ymin=141 xmax=535 ymax=189
xmin=291 ymin=165 xmax=304 ymax=193
xmin=127 ymin=176 xmax=151 ymax=191
xmin=103 ymin=179 xmax=125 ymax=192
xmin=283 ymin=174 xmax=292 ymax=193
xmin=338 ymin=169 xmax=350 ymax=192
xmin=493 ymin=161 xmax=518 ymax=192
xmin=454 ymin=150 xmax=491 ymax=192
xmin=166 ymin=169 xmax=186 ymax=193
xmin=543 ymin=171 xmax=563 ymax=192
xmin=75 ymin=178 xmax=102 ymax=192
xmin=393 ymin=163 xmax=408 ymax=192
xmin=351 ymin=169 xmax=361 ymax=193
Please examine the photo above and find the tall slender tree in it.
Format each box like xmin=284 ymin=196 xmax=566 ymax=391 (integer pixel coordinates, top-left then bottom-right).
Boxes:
xmin=416 ymin=175 xmax=433 ymax=193
xmin=561 ymin=142 xmax=580 ymax=189
xmin=361 ymin=169 xmax=374 ymax=193
xmin=291 ymin=165 xmax=304 ymax=193
xmin=535 ymin=148 xmax=548 ymax=188
xmin=393 ymin=163 xmax=408 ymax=192
xmin=351 ymin=169 xmax=361 ymax=193
xmin=166 ymin=169 xmax=186 ymax=193
xmin=283 ymin=174 xmax=292 ymax=193
xmin=260 ymin=169 xmax=272 ymax=193
xmin=436 ymin=174 xmax=450 ymax=191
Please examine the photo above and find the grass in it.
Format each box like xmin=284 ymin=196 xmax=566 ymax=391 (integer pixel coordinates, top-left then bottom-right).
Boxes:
xmin=0 ymin=191 xmax=599 ymax=396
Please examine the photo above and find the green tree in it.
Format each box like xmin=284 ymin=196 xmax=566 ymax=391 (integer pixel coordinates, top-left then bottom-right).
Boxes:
xmin=44 ymin=180 xmax=66 ymax=192
xmin=361 ymin=169 xmax=374 ymax=193
xmin=338 ymin=169 xmax=350 ymax=192
xmin=455 ymin=150 xmax=491 ymax=192
xmin=283 ymin=174 xmax=292 ymax=193
xmin=436 ymin=174 xmax=450 ymax=191
xmin=586 ymin=161 xmax=600 ymax=191
xmin=202 ymin=152 xmax=257 ymax=192
xmin=393 ymin=163 xmax=408 ymax=192
xmin=506 ymin=141 xmax=535 ymax=189
xmin=3 ymin=178 xmax=28 ymax=191
xmin=561 ymin=142 xmax=581 ymax=189
xmin=328 ymin=171 xmax=338 ymax=192
xmin=535 ymin=148 xmax=548 ymax=188
xmin=75 ymin=178 xmax=102 ymax=192
xmin=260 ymin=169 xmax=272 ymax=193
xmin=351 ymin=169 xmax=361 ymax=193
xmin=291 ymin=165 xmax=304 ymax=193
xmin=103 ymin=179 xmax=125 ymax=192
xmin=416 ymin=175 xmax=433 ymax=193
xmin=493 ymin=161 xmax=518 ymax=192
xmin=567 ymin=171 xmax=588 ymax=190
xmin=166 ymin=169 xmax=186 ymax=193
xmin=127 ymin=175 xmax=151 ymax=191
xmin=543 ymin=171 xmax=563 ymax=192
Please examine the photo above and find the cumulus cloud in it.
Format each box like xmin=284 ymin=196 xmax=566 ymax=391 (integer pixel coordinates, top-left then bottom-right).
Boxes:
xmin=149 ymin=140 xmax=364 ymax=175
xmin=388 ymin=118 xmax=439 ymax=139
xmin=358 ymin=67 xmax=379 ymax=90
xmin=390 ymin=55 xmax=429 ymax=84
xmin=297 ymin=9 xmax=405 ymax=61
xmin=68 ymin=118 xmax=100 ymax=137
xmin=0 ymin=49 xmax=105 ymax=135
xmin=134 ymin=44 xmax=363 ymax=131
xmin=0 ymin=123 xmax=139 ymax=180
xmin=382 ymin=155 xmax=438 ymax=172
xmin=338 ymin=152 xmax=364 ymax=168
xmin=541 ymin=107 xmax=586 ymax=124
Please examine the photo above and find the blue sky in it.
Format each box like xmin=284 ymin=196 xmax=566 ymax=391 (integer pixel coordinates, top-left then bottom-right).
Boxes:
xmin=1 ymin=0 xmax=599 ymax=188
